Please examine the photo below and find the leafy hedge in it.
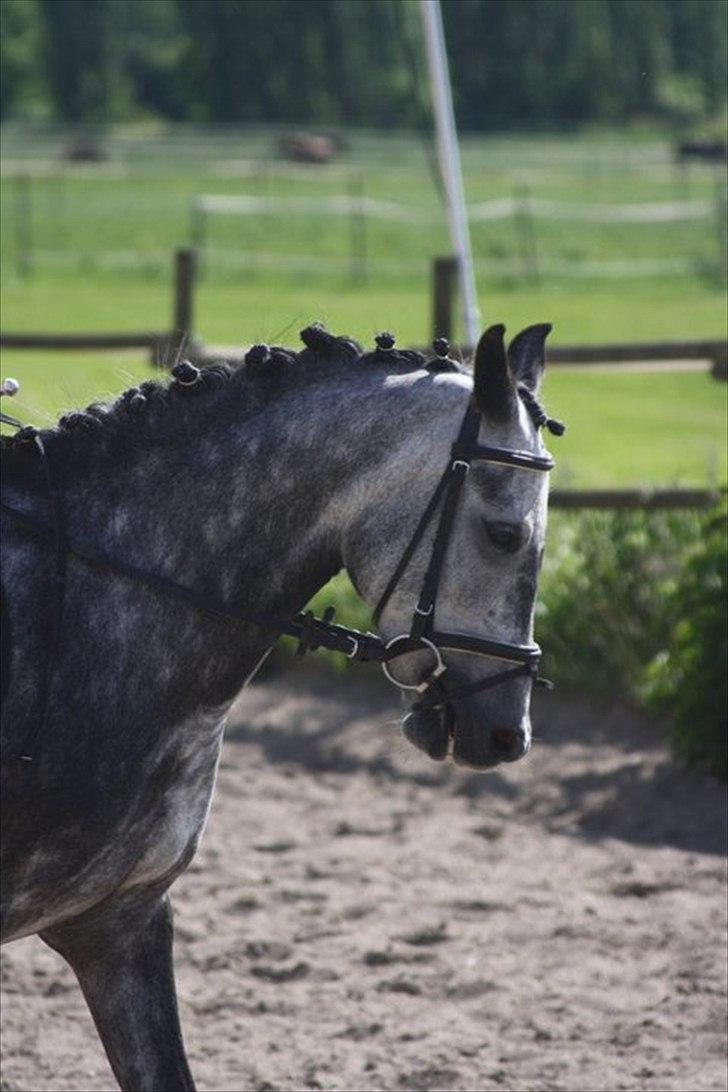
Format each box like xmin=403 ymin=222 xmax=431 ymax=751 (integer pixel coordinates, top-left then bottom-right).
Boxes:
xmin=640 ymin=505 xmax=727 ymax=779
xmin=537 ymin=504 xmax=727 ymax=778
xmin=536 ymin=509 xmax=700 ymax=696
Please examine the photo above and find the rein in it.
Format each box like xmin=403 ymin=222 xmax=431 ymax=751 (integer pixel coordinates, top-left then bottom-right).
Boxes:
xmin=2 ymin=394 xmax=555 ymax=763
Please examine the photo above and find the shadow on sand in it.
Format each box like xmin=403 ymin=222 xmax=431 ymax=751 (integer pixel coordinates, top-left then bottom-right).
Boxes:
xmin=226 ymin=666 xmax=727 ymax=858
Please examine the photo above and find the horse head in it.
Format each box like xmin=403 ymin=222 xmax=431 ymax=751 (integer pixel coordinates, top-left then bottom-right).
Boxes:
xmin=345 ymin=323 xmax=560 ymax=771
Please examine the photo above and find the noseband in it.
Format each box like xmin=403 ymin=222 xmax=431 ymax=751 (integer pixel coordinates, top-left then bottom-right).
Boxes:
xmin=2 ymin=398 xmax=553 ymax=762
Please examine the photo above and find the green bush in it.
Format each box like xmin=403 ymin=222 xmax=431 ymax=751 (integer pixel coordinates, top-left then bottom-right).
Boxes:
xmin=536 ymin=505 xmax=726 ymax=779
xmin=641 ymin=503 xmax=727 ymax=779
xmin=536 ymin=509 xmax=701 ymax=697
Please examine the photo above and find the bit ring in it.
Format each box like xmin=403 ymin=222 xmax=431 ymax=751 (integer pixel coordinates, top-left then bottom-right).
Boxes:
xmin=381 ymin=635 xmax=446 ymax=693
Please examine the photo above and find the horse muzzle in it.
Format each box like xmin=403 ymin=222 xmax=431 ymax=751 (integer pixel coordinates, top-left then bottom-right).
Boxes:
xmin=403 ymin=675 xmax=532 ymax=770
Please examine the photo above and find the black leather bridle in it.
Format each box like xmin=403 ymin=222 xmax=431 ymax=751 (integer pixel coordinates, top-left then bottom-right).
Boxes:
xmin=371 ymin=398 xmax=554 ymax=712
xmin=2 ymin=396 xmax=554 ymax=762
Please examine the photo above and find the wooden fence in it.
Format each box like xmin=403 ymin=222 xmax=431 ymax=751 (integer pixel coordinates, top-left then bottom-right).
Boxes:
xmin=430 ymin=256 xmax=728 ymax=379
xmin=1 ymin=247 xmax=725 ymax=511
xmin=0 ymin=248 xmax=197 ymax=367
xmin=548 ymin=488 xmax=723 ymax=510
xmin=3 ymin=248 xmax=725 ymax=377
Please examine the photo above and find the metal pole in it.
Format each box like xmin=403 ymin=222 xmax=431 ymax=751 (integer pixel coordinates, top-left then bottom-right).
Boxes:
xmin=420 ymin=0 xmax=480 ymax=346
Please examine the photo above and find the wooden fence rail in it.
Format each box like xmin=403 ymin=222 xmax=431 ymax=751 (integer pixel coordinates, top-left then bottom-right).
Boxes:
xmin=429 ymin=255 xmax=727 ymax=378
xmin=3 ymin=249 xmax=725 ymax=378
xmin=548 ymin=488 xmax=723 ymax=510
xmin=0 ymin=248 xmax=197 ymax=366
xmin=547 ymin=340 xmax=727 ymax=370
xmin=1 ymin=332 xmax=164 ymax=351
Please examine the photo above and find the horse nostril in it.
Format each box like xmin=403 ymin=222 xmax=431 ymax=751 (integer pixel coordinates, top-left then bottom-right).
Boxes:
xmin=490 ymin=726 xmax=527 ymax=759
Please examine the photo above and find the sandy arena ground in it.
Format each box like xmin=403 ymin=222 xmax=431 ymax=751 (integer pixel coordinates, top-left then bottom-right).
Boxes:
xmin=1 ymin=665 xmax=726 ymax=1092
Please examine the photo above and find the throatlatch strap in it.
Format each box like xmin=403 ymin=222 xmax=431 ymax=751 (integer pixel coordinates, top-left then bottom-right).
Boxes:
xmin=410 ymin=460 xmax=468 ymax=640
xmin=371 ymin=463 xmax=451 ymax=627
xmin=410 ymin=404 xmax=480 ymax=640
xmin=373 ymin=402 xmax=481 ymax=632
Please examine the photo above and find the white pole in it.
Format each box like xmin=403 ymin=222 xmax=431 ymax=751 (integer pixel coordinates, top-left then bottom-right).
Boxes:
xmin=420 ymin=0 xmax=481 ymax=347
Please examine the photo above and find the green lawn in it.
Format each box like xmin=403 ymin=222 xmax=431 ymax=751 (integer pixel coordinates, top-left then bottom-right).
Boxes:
xmin=543 ymin=369 xmax=726 ymax=487
xmin=1 ymin=126 xmax=726 ymax=487
xmin=2 ymin=268 xmax=726 ymax=346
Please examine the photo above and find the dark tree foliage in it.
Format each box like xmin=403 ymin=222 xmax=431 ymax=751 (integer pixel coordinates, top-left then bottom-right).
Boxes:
xmin=38 ymin=0 xmax=115 ymax=122
xmin=172 ymin=0 xmax=419 ymax=125
xmin=113 ymin=0 xmax=189 ymax=121
xmin=1 ymin=0 xmax=725 ymax=127
xmin=0 ymin=0 xmax=42 ymax=119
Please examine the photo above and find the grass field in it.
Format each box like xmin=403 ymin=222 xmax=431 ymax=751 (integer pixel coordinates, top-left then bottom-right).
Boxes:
xmin=1 ymin=125 xmax=726 ymax=488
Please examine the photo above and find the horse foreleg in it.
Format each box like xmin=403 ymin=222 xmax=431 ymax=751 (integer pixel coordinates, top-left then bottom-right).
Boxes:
xmin=40 ymin=892 xmax=195 ymax=1092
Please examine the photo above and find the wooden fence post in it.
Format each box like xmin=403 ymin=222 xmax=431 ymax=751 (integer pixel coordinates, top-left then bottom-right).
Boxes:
xmin=432 ymin=256 xmax=457 ymax=343
xmin=711 ymin=342 xmax=727 ymax=381
xmin=173 ymin=247 xmax=195 ymax=337
xmin=155 ymin=247 xmax=198 ymax=368
xmin=189 ymin=200 xmax=207 ymax=272
xmin=714 ymin=174 xmax=727 ymax=290
xmin=15 ymin=175 xmax=33 ymax=278
xmin=348 ymin=172 xmax=367 ymax=284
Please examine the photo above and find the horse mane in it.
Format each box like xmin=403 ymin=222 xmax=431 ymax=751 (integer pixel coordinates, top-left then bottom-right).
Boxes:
xmin=0 ymin=325 xmax=458 ymax=461
xmin=1 ymin=323 xmax=558 ymax=467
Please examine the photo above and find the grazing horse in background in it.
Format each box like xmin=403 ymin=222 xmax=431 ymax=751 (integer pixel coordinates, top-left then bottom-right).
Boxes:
xmin=1 ymin=322 xmax=560 ymax=1091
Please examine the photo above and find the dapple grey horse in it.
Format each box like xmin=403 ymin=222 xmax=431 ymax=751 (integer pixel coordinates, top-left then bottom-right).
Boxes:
xmin=1 ymin=323 xmax=557 ymax=1090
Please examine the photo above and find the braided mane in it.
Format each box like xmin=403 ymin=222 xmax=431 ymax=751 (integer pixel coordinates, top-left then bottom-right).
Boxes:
xmin=1 ymin=323 xmax=562 ymax=461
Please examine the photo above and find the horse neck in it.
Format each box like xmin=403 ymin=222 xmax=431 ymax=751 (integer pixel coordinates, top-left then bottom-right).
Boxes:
xmin=54 ymin=371 xmax=434 ymax=623
xmin=3 ymin=368 xmax=465 ymax=755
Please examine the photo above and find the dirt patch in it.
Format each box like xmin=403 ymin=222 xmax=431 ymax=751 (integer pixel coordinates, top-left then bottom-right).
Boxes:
xmin=1 ymin=666 xmax=726 ymax=1091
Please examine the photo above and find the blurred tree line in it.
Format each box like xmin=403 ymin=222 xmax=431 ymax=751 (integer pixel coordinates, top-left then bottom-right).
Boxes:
xmin=1 ymin=0 xmax=726 ymax=128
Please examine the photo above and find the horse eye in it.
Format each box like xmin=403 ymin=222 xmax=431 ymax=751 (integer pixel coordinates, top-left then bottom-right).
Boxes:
xmin=484 ymin=520 xmax=529 ymax=554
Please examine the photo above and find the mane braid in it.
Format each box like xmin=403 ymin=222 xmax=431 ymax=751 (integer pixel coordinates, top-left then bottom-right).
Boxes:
xmin=517 ymin=384 xmax=565 ymax=436
xmin=0 ymin=324 xmax=473 ymax=465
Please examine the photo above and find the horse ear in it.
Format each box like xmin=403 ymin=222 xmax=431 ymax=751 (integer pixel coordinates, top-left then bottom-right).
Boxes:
xmin=507 ymin=323 xmax=552 ymax=394
xmin=473 ymin=324 xmax=517 ymax=422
